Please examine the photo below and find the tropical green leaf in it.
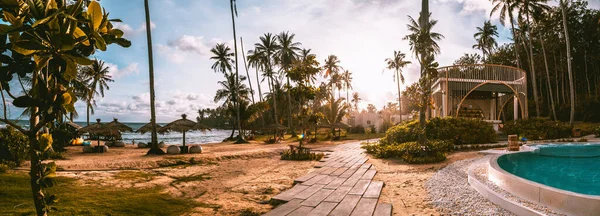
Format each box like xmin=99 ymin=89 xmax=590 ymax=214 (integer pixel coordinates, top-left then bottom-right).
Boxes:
xmin=15 ymin=40 xmax=47 ymax=51
xmin=108 ymin=18 xmax=122 ymax=22
xmin=11 ymin=43 xmax=37 ymax=55
xmin=87 ymin=0 xmax=103 ymax=30
xmin=51 ymin=34 xmax=75 ymax=51
xmin=63 ymin=53 xmax=92 ymax=65
xmin=63 ymin=57 xmax=77 ymax=81
xmin=31 ymin=10 xmax=61 ymax=28
xmin=112 ymin=37 xmax=131 ymax=48
xmin=13 ymin=96 xmax=39 ymax=108
xmin=92 ymin=31 xmax=106 ymax=51
xmin=109 ymin=29 xmax=123 ymax=38
xmin=0 ymin=24 xmax=13 ymax=34
xmin=27 ymin=0 xmax=45 ymax=19
xmin=0 ymin=54 xmax=11 ymax=63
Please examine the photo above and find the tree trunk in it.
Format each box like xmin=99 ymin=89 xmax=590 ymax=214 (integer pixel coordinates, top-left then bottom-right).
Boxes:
xmin=230 ymin=0 xmax=243 ymax=140
xmin=526 ymin=14 xmax=540 ymax=118
xmin=541 ymin=41 xmax=557 ymax=120
xmin=86 ymin=104 xmax=90 ymax=126
xmin=0 ymin=86 xmax=6 ymax=120
xmin=27 ymin=102 xmax=46 ymax=216
xmin=584 ymin=51 xmax=591 ymax=98
xmin=418 ymin=0 xmax=429 ymax=144
xmin=553 ymin=53 xmax=561 ymax=104
xmin=270 ymin=76 xmax=278 ymax=123
xmin=396 ymin=70 xmax=403 ymax=122
xmin=240 ymin=37 xmax=255 ymax=104
xmin=286 ymin=76 xmax=294 ymax=135
xmin=561 ymin=0 xmax=575 ymax=125
xmin=509 ymin=11 xmax=521 ymax=68
xmin=144 ymin=0 xmax=164 ymax=155
xmin=255 ymin=69 xmax=263 ymax=102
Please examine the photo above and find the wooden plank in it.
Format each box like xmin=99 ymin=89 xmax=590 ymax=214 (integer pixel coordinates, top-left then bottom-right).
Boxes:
xmin=331 ymin=167 xmax=348 ymax=176
xmin=360 ymin=163 xmax=372 ymax=169
xmin=320 ymin=166 xmax=337 ymax=175
xmin=348 ymin=179 xmax=371 ymax=195
xmin=294 ymin=172 xmax=319 ymax=184
xmin=301 ymin=174 xmax=327 ymax=186
xmin=324 ymin=177 xmax=347 ymax=189
xmin=316 ymin=175 xmax=336 ymax=185
xmin=360 ymin=169 xmax=377 ymax=180
xmin=287 ymin=206 xmax=314 ymax=216
xmin=263 ymin=198 xmax=303 ymax=216
xmin=300 ymin=189 xmax=334 ymax=207
xmin=294 ymin=184 xmax=325 ymax=200
xmin=363 ymin=181 xmax=384 ymax=198
xmin=339 ymin=168 xmax=358 ymax=178
xmin=329 ymin=194 xmax=361 ymax=216
xmin=271 ymin=185 xmax=310 ymax=202
xmin=323 ymin=186 xmax=352 ymax=203
xmin=350 ymin=198 xmax=378 ymax=216
xmin=310 ymin=202 xmax=339 ymax=216
xmin=341 ymin=169 xmax=369 ymax=187
xmin=373 ymin=203 xmax=392 ymax=216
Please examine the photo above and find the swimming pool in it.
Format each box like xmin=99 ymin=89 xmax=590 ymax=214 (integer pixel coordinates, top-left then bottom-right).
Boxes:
xmin=497 ymin=143 xmax=600 ymax=196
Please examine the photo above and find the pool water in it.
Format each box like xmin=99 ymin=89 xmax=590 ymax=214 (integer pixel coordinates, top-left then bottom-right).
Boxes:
xmin=498 ymin=144 xmax=600 ymax=196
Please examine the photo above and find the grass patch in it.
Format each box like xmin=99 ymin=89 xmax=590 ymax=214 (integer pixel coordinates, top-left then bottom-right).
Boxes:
xmin=239 ymin=208 xmax=262 ymax=216
xmin=113 ymin=171 xmax=157 ymax=181
xmin=342 ymin=133 xmax=385 ymax=141
xmin=157 ymin=157 xmax=217 ymax=168
xmin=171 ymin=173 xmax=211 ymax=185
xmin=0 ymin=172 xmax=197 ymax=215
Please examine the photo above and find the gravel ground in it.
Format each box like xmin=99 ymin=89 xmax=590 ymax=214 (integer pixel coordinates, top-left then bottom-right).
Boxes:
xmin=425 ymin=157 xmax=514 ymax=216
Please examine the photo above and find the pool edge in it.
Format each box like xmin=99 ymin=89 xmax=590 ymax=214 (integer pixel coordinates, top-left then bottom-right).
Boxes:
xmin=488 ymin=154 xmax=600 ymax=216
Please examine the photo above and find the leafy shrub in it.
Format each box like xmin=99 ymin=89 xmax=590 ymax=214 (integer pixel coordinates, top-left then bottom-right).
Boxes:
xmin=578 ymin=138 xmax=588 ymax=142
xmin=369 ymin=124 xmax=377 ymax=134
xmin=50 ymin=122 xmax=79 ymax=152
xmin=378 ymin=120 xmax=394 ymax=135
xmin=281 ymin=146 xmax=324 ymax=161
xmin=362 ymin=140 xmax=450 ymax=164
xmin=502 ymin=118 xmax=572 ymax=140
xmin=0 ymin=128 xmax=30 ymax=166
xmin=380 ymin=118 xmax=497 ymax=145
xmin=348 ymin=125 xmax=366 ymax=134
xmin=594 ymin=126 xmax=600 ymax=137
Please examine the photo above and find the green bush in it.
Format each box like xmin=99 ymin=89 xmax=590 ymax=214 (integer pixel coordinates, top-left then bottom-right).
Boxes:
xmin=348 ymin=125 xmax=366 ymax=134
xmin=362 ymin=140 xmax=449 ymax=164
xmin=594 ymin=126 xmax=600 ymax=137
xmin=50 ymin=122 xmax=79 ymax=152
xmin=281 ymin=146 xmax=324 ymax=161
xmin=379 ymin=120 xmax=394 ymax=135
xmin=0 ymin=128 xmax=30 ymax=166
xmin=380 ymin=118 xmax=497 ymax=145
xmin=502 ymin=118 xmax=572 ymax=140
xmin=0 ymin=163 xmax=11 ymax=173
xmin=369 ymin=124 xmax=377 ymax=134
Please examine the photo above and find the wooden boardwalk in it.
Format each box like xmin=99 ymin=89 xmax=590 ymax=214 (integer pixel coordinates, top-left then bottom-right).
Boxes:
xmin=264 ymin=142 xmax=392 ymax=216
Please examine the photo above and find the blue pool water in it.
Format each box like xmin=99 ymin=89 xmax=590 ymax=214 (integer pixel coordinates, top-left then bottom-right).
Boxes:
xmin=497 ymin=144 xmax=600 ymax=196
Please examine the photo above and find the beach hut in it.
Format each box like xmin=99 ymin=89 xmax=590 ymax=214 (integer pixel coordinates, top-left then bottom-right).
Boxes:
xmin=261 ymin=123 xmax=288 ymax=143
xmin=78 ymin=119 xmax=111 ymax=152
xmin=104 ymin=119 xmax=133 ymax=147
xmin=159 ymin=114 xmax=210 ymax=153
xmin=325 ymin=122 xmax=350 ymax=139
xmin=135 ymin=122 xmax=163 ymax=134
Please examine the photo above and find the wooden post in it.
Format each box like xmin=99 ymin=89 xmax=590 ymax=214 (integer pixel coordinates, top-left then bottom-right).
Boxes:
xmin=508 ymin=134 xmax=519 ymax=151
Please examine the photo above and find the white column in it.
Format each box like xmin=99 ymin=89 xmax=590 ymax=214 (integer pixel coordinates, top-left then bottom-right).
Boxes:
xmin=442 ymin=92 xmax=447 ymax=117
xmin=514 ymin=95 xmax=519 ymax=120
xmin=490 ymin=95 xmax=495 ymax=120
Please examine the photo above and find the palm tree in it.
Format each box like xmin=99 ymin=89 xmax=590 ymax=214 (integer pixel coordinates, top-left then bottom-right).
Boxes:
xmin=240 ymin=37 xmax=255 ymax=104
xmin=385 ymin=51 xmax=411 ymax=122
xmin=518 ymin=0 xmax=550 ymax=118
xmin=342 ymin=70 xmax=353 ymax=108
xmin=254 ymin=33 xmax=281 ymax=123
xmin=247 ymin=49 xmax=264 ymax=102
xmin=229 ymin=0 xmax=243 ymax=141
xmin=473 ymin=21 xmax=499 ymax=62
xmin=321 ymin=97 xmax=348 ymax=125
xmin=214 ymin=73 xmax=251 ymax=138
xmin=351 ymin=92 xmax=361 ymax=112
xmin=491 ymin=0 xmax=522 ymax=68
xmin=144 ymin=0 xmax=163 ymax=155
xmin=275 ymin=31 xmax=302 ymax=133
xmin=81 ymin=59 xmax=113 ymax=126
xmin=210 ymin=43 xmax=234 ymax=75
xmin=322 ymin=55 xmax=343 ymax=98
xmin=560 ymin=0 xmax=574 ymax=125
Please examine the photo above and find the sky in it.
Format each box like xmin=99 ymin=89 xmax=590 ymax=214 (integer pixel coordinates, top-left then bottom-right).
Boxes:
xmin=5 ymin=0 xmax=600 ymax=123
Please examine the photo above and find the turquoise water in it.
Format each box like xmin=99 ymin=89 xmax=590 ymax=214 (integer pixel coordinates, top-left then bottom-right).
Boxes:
xmin=497 ymin=144 xmax=600 ymax=196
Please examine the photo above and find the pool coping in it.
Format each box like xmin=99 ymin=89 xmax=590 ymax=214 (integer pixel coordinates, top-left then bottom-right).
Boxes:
xmin=467 ymin=160 xmax=545 ymax=216
xmin=488 ymin=153 xmax=600 ymax=216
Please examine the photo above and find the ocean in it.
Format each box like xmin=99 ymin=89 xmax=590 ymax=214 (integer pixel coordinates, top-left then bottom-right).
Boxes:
xmin=1 ymin=120 xmax=231 ymax=145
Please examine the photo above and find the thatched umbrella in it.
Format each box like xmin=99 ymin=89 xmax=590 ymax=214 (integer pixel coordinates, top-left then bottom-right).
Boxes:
xmin=66 ymin=121 xmax=82 ymax=130
xmin=158 ymin=114 xmax=210 ymax=150
xmin=261 ymin=123 xmax=288 ymax=139
xmin=135 ymin=122 xmax=163 ymax=135
xmin=325 ymin=122 xmax=351 ymax=137
xmin=78 ymin=119 xmax=110 ymax=146
xmin=104 ymin=118 xmax=133 ymax=133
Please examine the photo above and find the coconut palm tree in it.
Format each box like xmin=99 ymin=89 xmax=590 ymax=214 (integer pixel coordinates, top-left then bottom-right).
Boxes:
xmin=473 ymin=20 xmax=499 ymax=62
xmin=254 ymin=33 xmax=281 ymax=123
xmin=143 ymin=0 xmax=163 ymax=155
xmin=560 ymin=0 xmax=574 ymax=125
xmin=351 ymin=92 xmax=361 ymax=112
xmin=275 ymin=31 xmax=302 ymax=133
xmin=240 ymin=37 xmax=255 ymax=104
xmin=215 ymin=73 xmax=251 ymax=138
xmin=342 ymin=70 xmax=353 ymax=108
xmin=247 ymin=49 xmax=264 ymax=102
xmin=491 ymin=0 xmax=522 ymax=68
xmin=81 ymin=59 xmax=113 ymax=126
xmin=229 ymin=0 xmax=244 ymax=141
xmin=385 ymin=51 xmax=411 ymax=122
xmin=323 ymin=55 xmax=343 ymax=98
xmin=210 ymin=43 xmax=234 ymax=75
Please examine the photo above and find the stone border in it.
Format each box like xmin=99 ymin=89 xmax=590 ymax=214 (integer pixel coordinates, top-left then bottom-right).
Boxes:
xmin=468 ymin=161 xmax=544 ymax=216
xmin=488 ymin=154 xmax=600 ymax=216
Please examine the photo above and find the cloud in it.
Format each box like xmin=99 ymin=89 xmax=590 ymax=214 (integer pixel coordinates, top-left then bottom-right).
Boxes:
xmin=111 ymin=21 xmax=156 ymax=37
xmin=138 ymin=21 xmax=157 ymax=32
xmin=166 ymin=35 xmax=215 ymax=56
xmin=105 ymin=62 xmax=140 ymax=78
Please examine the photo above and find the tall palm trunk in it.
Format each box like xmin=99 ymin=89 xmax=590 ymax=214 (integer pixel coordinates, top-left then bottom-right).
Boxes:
xmin=286 ymin=76 xmax=294 ymax=135
xmin=584 ymin=51 xmax=591 ymax=97
xmin=240 ymin=37 xmax=255 ymax=104
xmin=229 ymin=0 xmax=243 ymax=140
xmin=144 ymin=0 xmax=163 ymax=155
xmin=509 ymin=11 xmax=521 ymax=69
xmin=541 ymin=41 xmax=557 ymax=120
xmin=396 ymin=70 xmax=402 ymax=122
xmin=418 ymin=0 xmax=429 ymax=144
xmin=526 ymin=13 xmax=540 ymax=118
xmin=270 ymin=76 xmax=278 ymax=123
xmin=0 ymin=86 xmax=6 ymax=120
xmin=561 ymin=0 xmax=575 ymax=125
xmin=86 ymin=104 xmax=90 ymax=125
xmin=255 ymin=67 xmax=263 ymax=101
